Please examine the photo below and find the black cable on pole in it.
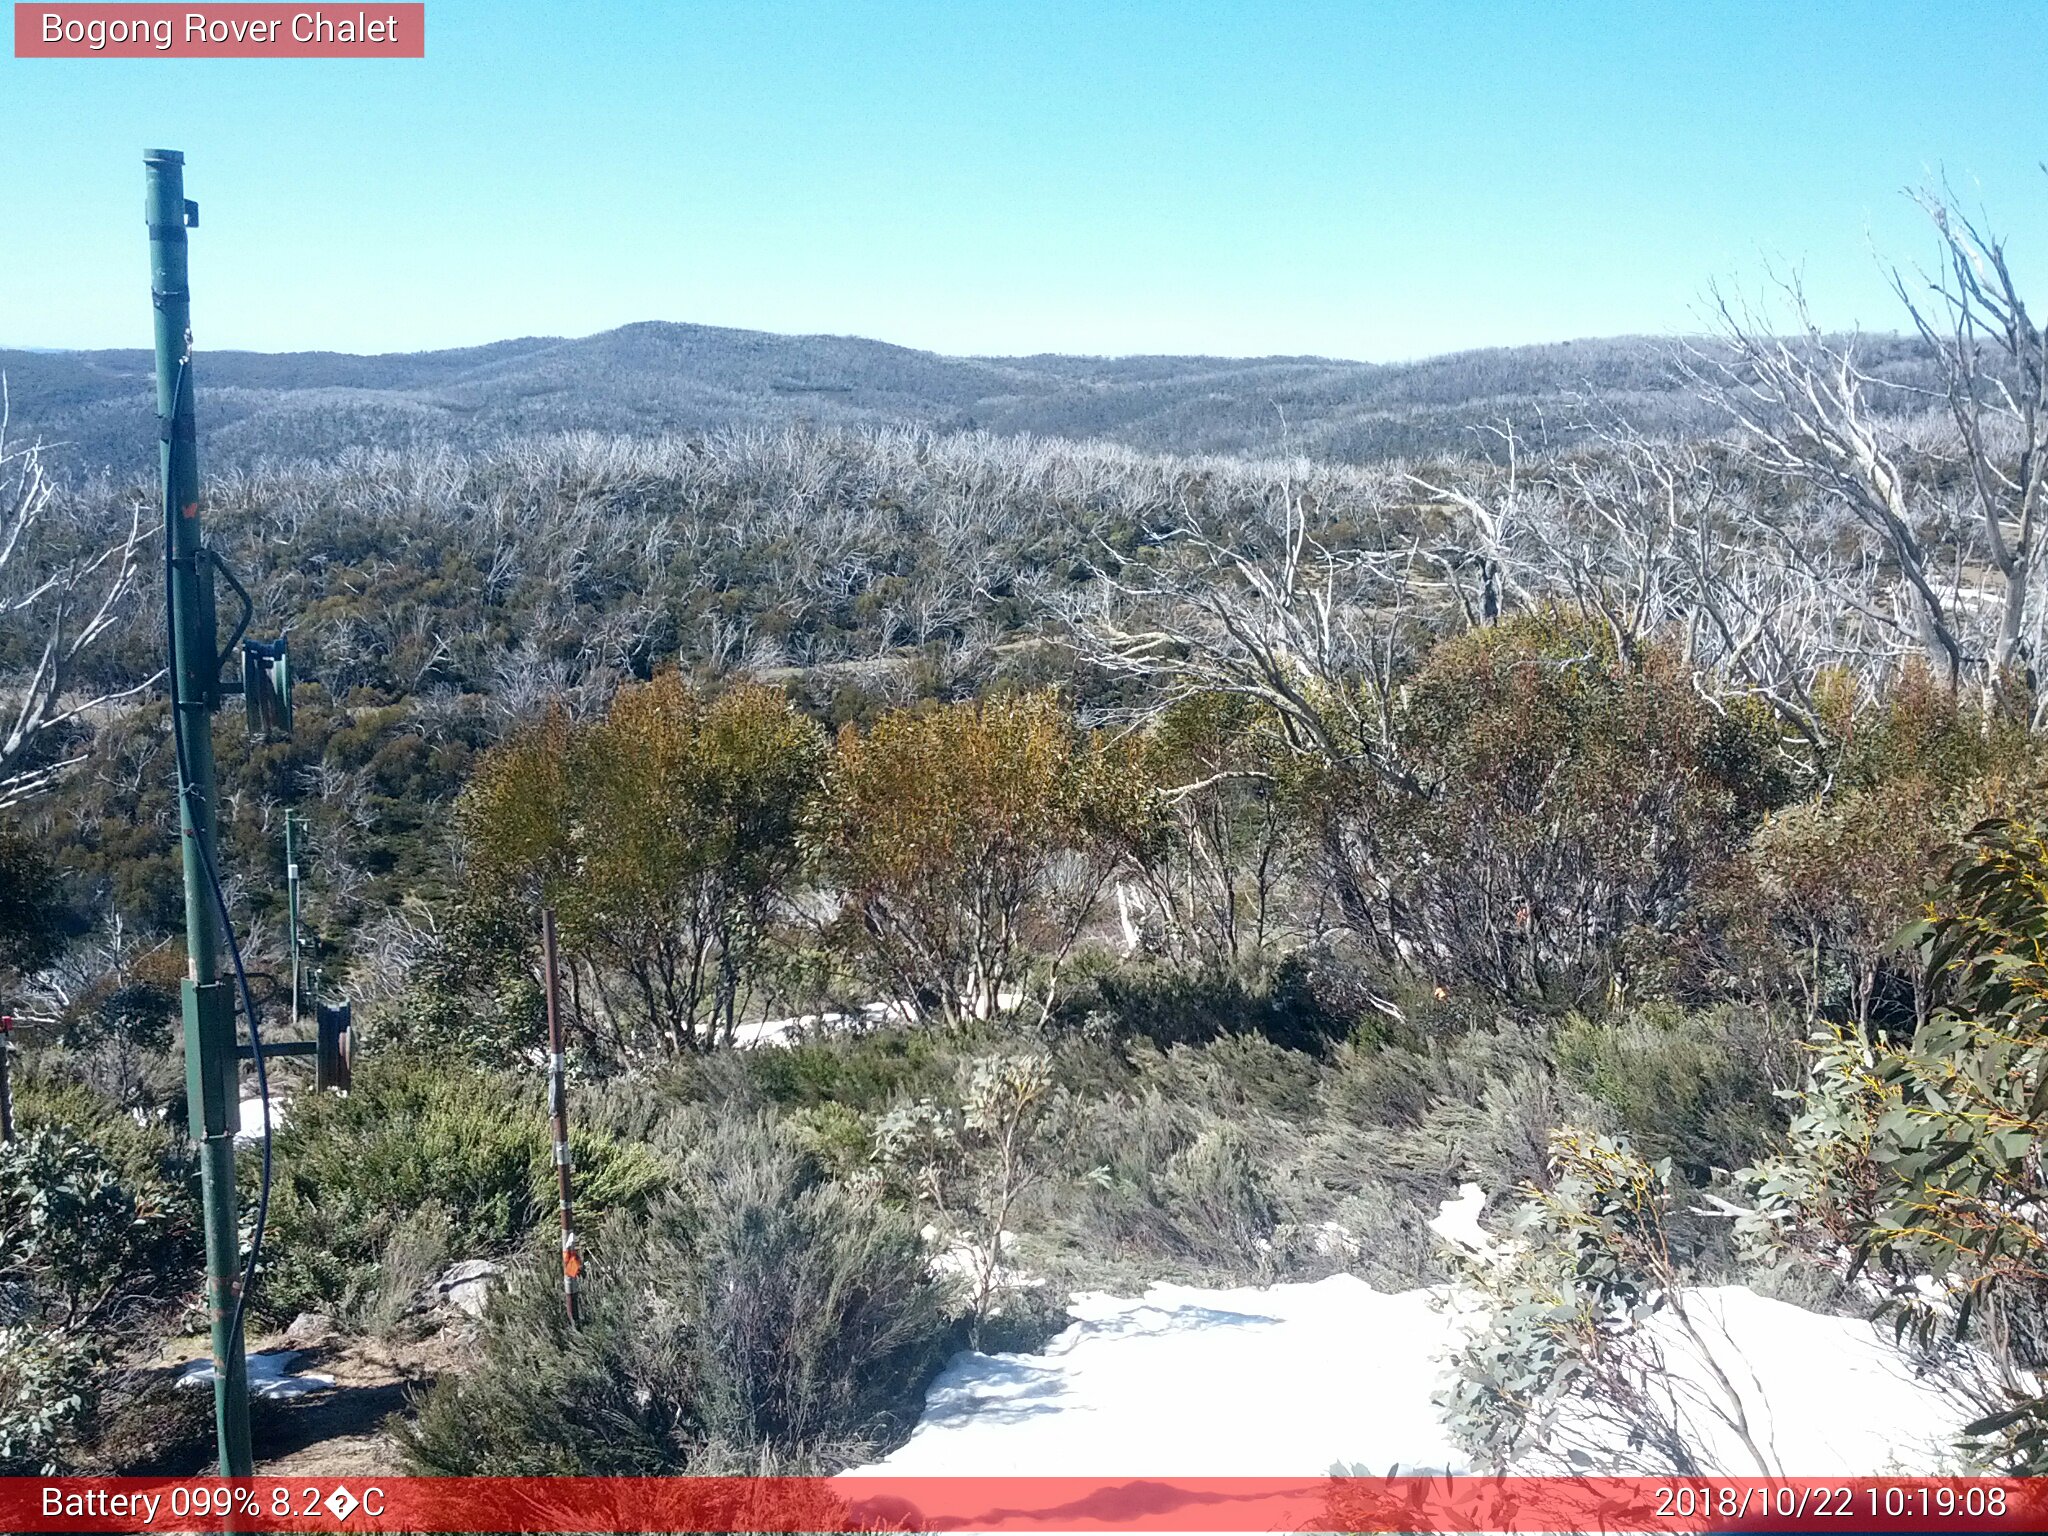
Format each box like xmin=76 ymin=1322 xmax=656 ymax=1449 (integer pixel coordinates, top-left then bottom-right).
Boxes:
xmin=201 ymin=819 xmax=272 ymax=1361
xmin=162 ymin=353 xmax=273 ymax=1361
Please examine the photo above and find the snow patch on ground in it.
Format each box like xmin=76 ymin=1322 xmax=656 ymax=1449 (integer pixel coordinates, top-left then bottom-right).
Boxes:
xmin=733 ymin=992 xmax=1030 ymax=1048
xmin=924 ymin=1226 xmax=1044 ymax=1294
xmin=1426 ymin=1182 xmax=1495 ymax=1256
xmin=1614 ymin=1283 xmax=1966 ymax=1474
xmin=176 ymin=1348 xmax=333 ymax=1400
xmin=730 ymin=1002 xmax=915 ymax=1049
xmin=234 ymin=1092 xmax=286 ymax=1144
xmin=851 ymin=1234 xmax=1970 ymax=1478
xmin=851 ymin=1275 xmax=1466 ymax=1478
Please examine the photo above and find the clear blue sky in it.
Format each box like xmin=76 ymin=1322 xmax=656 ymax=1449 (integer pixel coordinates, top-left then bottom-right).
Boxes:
xmin=3 ymin=1 xmax=2044 ymax=359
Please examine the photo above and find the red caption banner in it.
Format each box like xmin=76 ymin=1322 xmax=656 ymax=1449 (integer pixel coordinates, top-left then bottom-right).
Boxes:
xmin=14 ymin=4 xmax=423 ymax=56
xmin=5 ymin=1476 xmax=2048 ymax=1534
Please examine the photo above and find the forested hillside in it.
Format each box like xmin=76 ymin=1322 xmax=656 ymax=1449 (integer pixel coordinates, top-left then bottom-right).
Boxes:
xmin=1 ymin=321 xmax=1944 ymax=477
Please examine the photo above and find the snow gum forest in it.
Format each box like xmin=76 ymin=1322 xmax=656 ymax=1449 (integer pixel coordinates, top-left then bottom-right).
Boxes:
xmin=5 ymin=185 xmax=2048 ymax=1486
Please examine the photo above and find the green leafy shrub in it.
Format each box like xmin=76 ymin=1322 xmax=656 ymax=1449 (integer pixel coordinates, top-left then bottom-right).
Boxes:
xmin=0 ymin=1323 xmax=92 ymax=1475
xmin=0 ymin=1076 xmax=207 ymax=1475
xmin=1702 ymin=666 xmax=2038 ymax=1031
xmin=1330 ymin=613 xmax=1788 ymax=1003
xmin=52 ymin=944 xmax=183 ymax=1055
xmin=374 ymin=892 xmax=543 ymax=1063
xmin=1706 ymin=779 xmax=1965 ymax=1032
xmin=787 ymin=1102 xmax=872 ymax=1182
xmin=1437 ymin=1129 xmax=1776 ymax=1476
xmin=256 ymin=1055 xmax=666 ymax=1321
xmin=1737 ymin=814 xmax=2048 ymax=1472
xmin=11 ymin=1071 xmax=194 ymax=1199
xmin=0 ymin=1125 xmax=195 ymax=1334
xmin=815 ymin=690 xmax=1145 ymax=1028
xmin=460 ymin=675 xmax=826 ymax=1054
xmin=1106 ymin=691 xmax=1299 ymax=974
xmin=0 ymin=829 xmax=63 ymax=977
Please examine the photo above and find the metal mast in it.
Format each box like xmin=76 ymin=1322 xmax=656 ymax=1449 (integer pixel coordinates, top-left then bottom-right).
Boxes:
xmin=147 ymin=147 xmax=254 ymax=1478
xmin=286 ymin=808 xmax=301 ymax=1025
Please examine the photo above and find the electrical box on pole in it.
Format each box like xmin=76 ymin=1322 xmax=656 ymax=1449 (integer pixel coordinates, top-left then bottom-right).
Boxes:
xmin=313 ymin=1000 xmax=353 ymax=1092
xmin=244 ymin=638 xmax=293 ymax=737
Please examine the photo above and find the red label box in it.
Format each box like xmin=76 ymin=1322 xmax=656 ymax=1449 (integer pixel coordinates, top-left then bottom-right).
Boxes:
xmin=5 ymin=1476 xmax=2048 ymax=1534
xmin=14 ymin=3 xmax=424 ymax=57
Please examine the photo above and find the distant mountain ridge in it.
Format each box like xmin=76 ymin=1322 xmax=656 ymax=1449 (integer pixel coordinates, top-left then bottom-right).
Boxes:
xmin=0 ymin=319 xmax=1933 ymax=476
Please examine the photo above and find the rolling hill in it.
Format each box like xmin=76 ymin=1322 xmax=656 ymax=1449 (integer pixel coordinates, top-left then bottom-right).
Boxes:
xmin=0 ymin=320 xmax=1936 ymax=477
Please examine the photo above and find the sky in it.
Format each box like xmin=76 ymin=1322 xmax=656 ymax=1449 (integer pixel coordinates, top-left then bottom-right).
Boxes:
xmin=2 ymin=1 xmax=2044 ymax=360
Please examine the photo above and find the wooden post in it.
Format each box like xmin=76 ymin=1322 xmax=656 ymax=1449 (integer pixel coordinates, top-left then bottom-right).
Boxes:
xmin=540 ymin=909 xmax=580 ymax=1325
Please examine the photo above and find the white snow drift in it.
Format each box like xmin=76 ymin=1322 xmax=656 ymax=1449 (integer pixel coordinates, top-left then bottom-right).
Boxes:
xmin=176 ymin=1347 xmax=332 ymax=1400
xmin=850 ymin=1196 xmax=1972 ymax=1480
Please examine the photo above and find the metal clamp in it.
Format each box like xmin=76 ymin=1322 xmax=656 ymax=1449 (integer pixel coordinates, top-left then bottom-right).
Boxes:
xmin=207 ymin=550 xmax=253 ymax=677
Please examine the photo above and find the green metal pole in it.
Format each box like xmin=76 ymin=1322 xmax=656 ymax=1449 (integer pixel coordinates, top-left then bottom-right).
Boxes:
xmin=286 ymin=809 xmax=300 ymax=1025
xmin=147 ymin=147 xmax=253 ymax=1480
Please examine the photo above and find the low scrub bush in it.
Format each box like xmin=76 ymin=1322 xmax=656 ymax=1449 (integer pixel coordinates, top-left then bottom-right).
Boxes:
xmin=1309 ymin=1012 xmax=1593 ymax=1201
xmin=398 ymin=1252 xmax=684 ymax=1475
xmin=692 ymin=1123 xmax=955 ymax=1449
xmin=1123 ymin=1034 xmax=1324 ymax=1120
xmin=256 ymin=1055 xmax=666 ymax=1322
xmin=1061 ymin=954 xmax=1355 ymax=1055
xmin=399 ymin=1117 xmax=952 ymax=1474
xmin=1043 ymin=1080 xmax=1308 ymax=1283
xmin=1313 ymin=1181 xmax=1444 ymax=1291
xmin=741 ymin=1027 xmax=951 ymax=1114
xmin=871 ymin=1053 xmax=1055 ymax=1342
xmin=1556 ymin=1004 xmax=1791 ymax=1176
xmin=64 ymin=1369 xmax=216 ymax=1475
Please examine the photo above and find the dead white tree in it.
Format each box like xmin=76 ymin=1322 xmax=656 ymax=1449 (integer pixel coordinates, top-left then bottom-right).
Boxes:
xmin=1065 ymin=470 xmax=1432 ymax=968
xmin=1067 ymin=473 xmax=1419 ymax=778
xmin=1691 ymin=279 xmax=1967 ymax=688
xmin=1690 ymin=184 xmax=2047 ymax=722
xmin=1405 ymin=415 xmax=1858 ymax=768
xmin=1892 ymin=184 xmax=2048 ymax=716
xmin=1530 ymin=416 xmax=1920 ymax=768
xmin=0 ymin=386 xmax=157 ymax=806
xmin=1406 ymin=421 xmax=1545 ymax=630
